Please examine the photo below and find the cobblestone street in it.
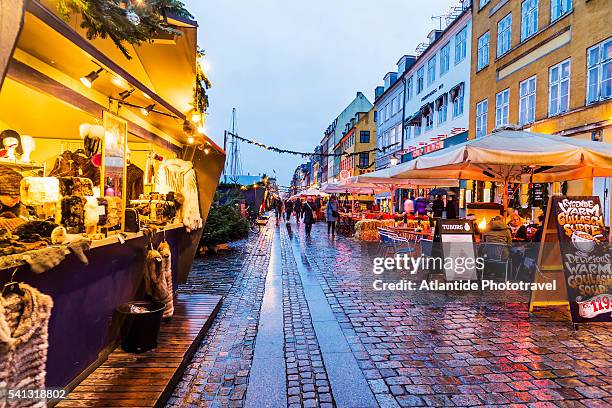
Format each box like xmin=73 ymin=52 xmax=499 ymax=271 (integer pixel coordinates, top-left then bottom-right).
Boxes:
xmin=168 ymin=220 xmax=612 ymax=407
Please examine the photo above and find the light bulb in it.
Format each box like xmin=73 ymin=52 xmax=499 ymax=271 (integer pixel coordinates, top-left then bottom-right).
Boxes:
xmin=187 ymin=136 xmax=194 ymax=144
xmin=197 ymin=124 xmax=205 ymax=134
xmin=191 ymin=112 xmax=201 ymax=122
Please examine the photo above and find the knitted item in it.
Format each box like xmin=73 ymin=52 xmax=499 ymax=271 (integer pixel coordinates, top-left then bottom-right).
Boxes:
xmin=0 ymin=283 xmax=53 ymax=408
xmin=157 ymin=241 xmax=174 ymax=318
xmin=0 ymin=166 xmax=23 ymax=196
xmin=20 ymin=177 xmax=60 ymax=206
xmin=143 ymin=249 xmax=171 ymax=314
xmin=23 ymin=247 xmax=66 ymax=274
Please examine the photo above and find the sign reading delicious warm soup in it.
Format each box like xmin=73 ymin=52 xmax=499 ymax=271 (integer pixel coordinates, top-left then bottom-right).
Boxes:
xmin=552 ymin=196 xmax=611 ymax=324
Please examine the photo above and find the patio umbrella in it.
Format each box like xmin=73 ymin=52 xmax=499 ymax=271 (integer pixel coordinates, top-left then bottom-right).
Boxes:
xmin=388 ymin=129 xmax=612 ymax=216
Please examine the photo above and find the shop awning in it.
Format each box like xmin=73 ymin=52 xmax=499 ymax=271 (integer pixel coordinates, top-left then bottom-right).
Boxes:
xmin=388 ymin=129 xmax=612 ymax=183
xmin=405 ymin=111 xmax=422 ymax=126
xmin=449 ymin=82 xmax=464 ymax=101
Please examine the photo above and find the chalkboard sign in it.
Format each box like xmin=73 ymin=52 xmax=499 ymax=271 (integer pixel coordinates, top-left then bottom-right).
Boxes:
xmin=552 ymin=196 xmax=611 ymax=324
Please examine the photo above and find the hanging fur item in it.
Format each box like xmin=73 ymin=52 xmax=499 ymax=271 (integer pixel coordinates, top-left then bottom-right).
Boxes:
xmin=143 ymin=248 xmax=171 ymax=318
xmin=0 ymin=283 xmax=53 ymax=408
xmin=157 ymin=241 xmax=174 ymax=318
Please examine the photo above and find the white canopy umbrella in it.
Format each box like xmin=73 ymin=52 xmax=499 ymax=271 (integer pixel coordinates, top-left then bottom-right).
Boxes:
xmin=387 ymin=129 xmax=612 ymax=215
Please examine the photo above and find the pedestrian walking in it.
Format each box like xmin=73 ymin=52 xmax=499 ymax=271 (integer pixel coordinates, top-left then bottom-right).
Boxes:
xmin=403 ymin=195 xmax=414 ymax=215
xmin=302 ymin=198 xmax=315 ymax=236
xmin=326 ymin=195 xmax=339 ymax=236
xmin=432 ymin=195 xmax=444 ymax=218
xmin=285 ymin=199 xmax=294 ymax=223
xmin=273 ymin=197 xmax=283 ymax=223
xmin=294 ymin=199 xmax=303 ymax=223
xmin=414 ymin=196 xmax=428 ymax=216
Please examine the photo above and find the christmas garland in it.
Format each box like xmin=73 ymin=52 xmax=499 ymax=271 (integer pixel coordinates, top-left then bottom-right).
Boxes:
xmin=194 ymin=48 xmax=212 ymax=114
xmin=58 ymin=0 xmax=193 ymax=59
xmin=226 ymin=132 xmax=399 ymax=158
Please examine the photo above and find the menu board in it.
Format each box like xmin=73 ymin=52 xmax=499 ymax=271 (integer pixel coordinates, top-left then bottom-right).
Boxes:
xmin=437 ymin=219 xmax=478 ymax=281
xmin=533 ymin=184 xmax=545 ymax=207
xmin=552 ymin=196 xmax=611 ymax=324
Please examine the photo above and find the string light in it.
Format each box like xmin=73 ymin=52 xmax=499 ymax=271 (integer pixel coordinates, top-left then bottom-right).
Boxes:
xmin=187 ymin=136 xmax=195 ymax=144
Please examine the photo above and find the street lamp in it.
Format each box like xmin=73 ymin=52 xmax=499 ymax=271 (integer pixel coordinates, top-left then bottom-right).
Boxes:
xmin=390 ymin=154 xmax=399 ymax=166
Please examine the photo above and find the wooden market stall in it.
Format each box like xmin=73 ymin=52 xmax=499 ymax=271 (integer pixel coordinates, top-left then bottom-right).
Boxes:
xmin=0 ymin=0 xmax=225 ymax=403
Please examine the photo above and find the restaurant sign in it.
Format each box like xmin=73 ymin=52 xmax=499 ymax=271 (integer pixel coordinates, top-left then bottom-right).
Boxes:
xmin=411 ymin=141 xmax=444 ymax=158
xmin=552 ymin=196 xmax=611 ymax=324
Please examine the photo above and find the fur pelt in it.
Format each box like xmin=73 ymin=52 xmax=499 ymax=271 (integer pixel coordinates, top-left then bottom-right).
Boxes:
xmin=0 ymin=283 xmax=53 ymax=408
xmin=59 ymin=177 xmax=94 ymax=197
xmin=60 ymin=196 xmax=85 ymax=233
xmin=155 ymin=159 xmax=202 ymax=231
xmin=143 ymin=249 xmax=171 ymax=310
xmin=157 ymin=241 xmax=174 ymax=318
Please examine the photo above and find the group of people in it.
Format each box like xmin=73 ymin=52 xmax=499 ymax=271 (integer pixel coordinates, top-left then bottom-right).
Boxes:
xmin=271 ymin=195 xmax=341 ymax=237
xmin=402 ymin=194 xmax=459 ymax=219
xmin=483 ymin=213 xmax=544 ymax=244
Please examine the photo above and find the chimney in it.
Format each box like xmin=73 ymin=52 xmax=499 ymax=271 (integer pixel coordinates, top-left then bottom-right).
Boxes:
xmin=375 ymin=86 xmax=384 ymax=99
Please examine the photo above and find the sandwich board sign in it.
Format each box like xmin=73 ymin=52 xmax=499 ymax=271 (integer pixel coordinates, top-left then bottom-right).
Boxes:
xmin=436 ymin=219 xmax=478 ymax=281
xmin=531 ymin=196 xmax=611 ymax=325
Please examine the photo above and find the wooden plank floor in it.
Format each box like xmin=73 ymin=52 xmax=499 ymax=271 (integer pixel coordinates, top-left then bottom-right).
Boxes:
xmin=56 ymin=293 xmax=222 ymax=408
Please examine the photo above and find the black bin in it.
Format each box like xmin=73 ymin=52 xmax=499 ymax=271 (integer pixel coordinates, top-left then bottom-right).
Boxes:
xmin=116 ymin=301 xmax=165 ymax=353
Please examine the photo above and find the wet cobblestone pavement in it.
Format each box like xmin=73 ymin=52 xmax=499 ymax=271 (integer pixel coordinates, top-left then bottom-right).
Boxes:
xmin=168 ymin=219 xmax=612 ymax=407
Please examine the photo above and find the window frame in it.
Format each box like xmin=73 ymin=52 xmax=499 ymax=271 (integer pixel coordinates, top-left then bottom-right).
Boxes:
xmin=406 ymin=76 xmax=413 ymax=101
xmin=452 ymin=86 xmax=464 ymax=118
xmin=454 ymin=27 xmax=467 ymax=65
xmin=586 ymin=38 xmax=612 ymax=104
xmin=427 ymin=55 xmax=437 ymax=86
xmin=548 ymin=59 xmax=571 ymax=116
xmin=551 ymin=0 xmax=572 ymax=22
xmin=358 ymin=152 xmax=369 ymax=168
xmin=519 ymin=75 xmax=537 ymax=125
xmin=521 ymin=0 xmax=538 ymax=42
xmin=495 ymin=88 xmax=510 ymax=127
xmin=476 ymin=99 xmax=488 ymax=138
xmin=417 ymin=67 xmax=425 ymax=94
xmin=440 ymin=42 xmax=451 ymax=76
xmin=497 ymin=13 xmax=512 ymax=57
xmin=477 ymin=32 xmax=490 ymax=71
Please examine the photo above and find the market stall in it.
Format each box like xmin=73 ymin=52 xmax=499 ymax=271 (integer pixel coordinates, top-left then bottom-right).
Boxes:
xmin=0 ymin=0 xmax=225 ymax=395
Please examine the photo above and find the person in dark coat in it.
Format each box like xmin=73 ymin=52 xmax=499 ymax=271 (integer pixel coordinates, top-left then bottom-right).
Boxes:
xmin=432 ymin=195 xmax=445 ymax=218
xmin=294 ymin=199 xmax=303 ymax=223
xmin=302 ymin=198 xmax=315 ymax=236
xmin=445 ymin=195 xmax=459 ymax=219
xmin=414 ymin=196 xmax=428 ymax=215
xmin=285 ymin=199 xmax=294 ymax=222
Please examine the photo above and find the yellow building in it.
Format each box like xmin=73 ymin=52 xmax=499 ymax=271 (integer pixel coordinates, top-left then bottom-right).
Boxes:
xmin=336 ymin=108 xmax=377 ymax=177
xmin=469 ymin=0 xmax=611 ymax=214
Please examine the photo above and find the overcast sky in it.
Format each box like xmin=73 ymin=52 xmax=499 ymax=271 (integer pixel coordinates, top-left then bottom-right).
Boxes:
xmin=186 ymin=0 xmax=460 ymax=186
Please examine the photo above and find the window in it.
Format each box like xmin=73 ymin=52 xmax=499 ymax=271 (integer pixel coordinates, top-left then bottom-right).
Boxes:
xmin=521 ymin=0 xmax=538 ymax=41
xmin=476 ymin=99 xmax=488 ymax=138
xmin=549 ymin=59 xmax=570 ymax=116
xmin=480 ymin=0 xmax=490 ymax=9
xmin=551 ymin=0 xmax=572 ymax=22
xmin=392 ymin=97 xmax=398 ymax=115
xmin=519 ymin=75 xmax=537 ymax=125
xmin=427 ymin=55 xmax=436 ymax=85
xmin=390 ymin=127 xmax=397 ymax=144
xmin=452 ymin=85 xmax=464 ymax=118
xmin=586 ymin=38 xmax=612 ymax=104
xmin=495 ymin=89 xmax=510 ymax=127
xmin=359 ymin=152 xmax=369 ymax=168
xmin=360 ymin=131 xmax=370 ymax=143
xmin=414 ymin=124 xmax=422 ymax=136
xmin=374 ymin=110 xmax=378 ymax=122
xmin=416 ymin=67 xmax=424 ymax=94
xmin=406 ymin=77 xmax=413 ymax=101
xmin=385 ymin=103 xmax=391 ymax=121
xmin=455 ymin=27 xmax=467 ymax=64
xmin=477 ymin=32 xmax=490 ymax=70
xmin=396 ymin=124 xmax=402 ymax=142
xmin=437 ymin=96 xmax=447 ymax=125
xmin=440 ymin=43 xmax=450 ymax=76
xmin=497 ymin=14 xmax=512 ymax=57
xmin=399 ymin=91 xmax=404 ymax=109
xmin=425 ymin=113 xmax=433 ymax=130
xmin=380 ymin=106 xmax=385 ymax=122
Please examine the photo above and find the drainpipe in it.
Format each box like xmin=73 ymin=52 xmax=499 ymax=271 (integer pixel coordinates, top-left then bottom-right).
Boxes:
xmin=400 ymin=76 xmax=407 ymax=156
